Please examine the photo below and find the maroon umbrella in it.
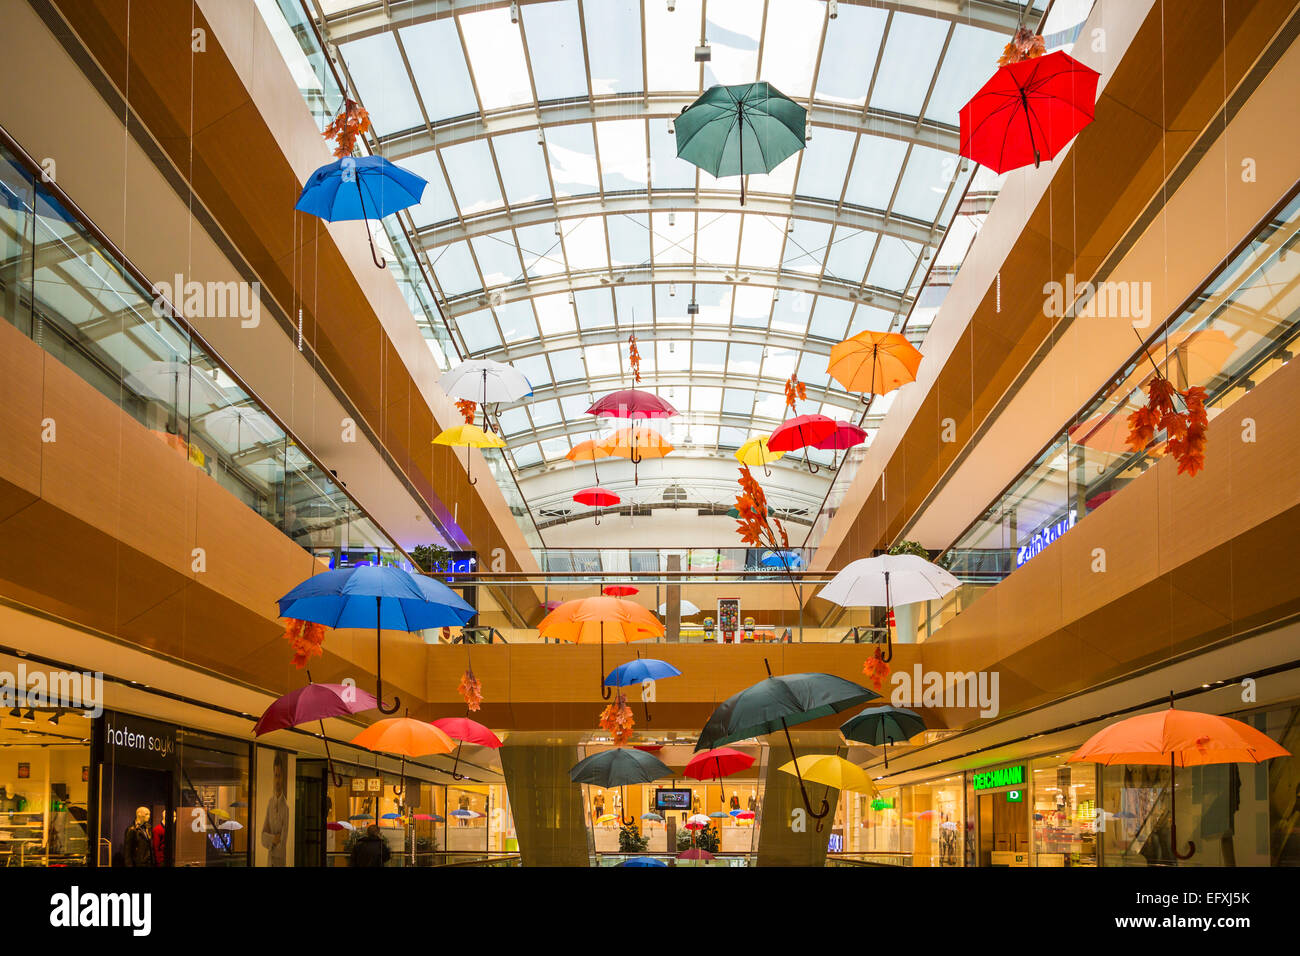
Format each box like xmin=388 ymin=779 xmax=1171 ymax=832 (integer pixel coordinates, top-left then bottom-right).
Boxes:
xmin=959 ymin=50 xmax=1100 ymax=173
xmin=586 ymin=389 xmax=678 ymax=420
xmin=815 ymin=420 xmax=868 ymax=467
xmin=768 ymin=414 xmax=838 ymax=474
xmin=573 ymin=486 xmax=621 ymax=526
xmin=431 ymin=716 xmax=503 ymax=780
xmin=678 ymin=848 xmax=714 ymax=863
xmin=254 ymin=676 xmax=378 ymax=785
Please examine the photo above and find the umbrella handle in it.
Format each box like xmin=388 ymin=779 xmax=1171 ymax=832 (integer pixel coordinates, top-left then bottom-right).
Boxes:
xmin=353 ymin=177 xmax=387 ymax=269
xmin=621 ymin=786 xmax=635 ymax=826
xmin=881 ymin=572 xmax=894 ymax=663
xmin=600 ymin=639 xmax=613 ymax=699
xmin=1170 ymin=755 xmax=1195 ymax=861
xmin=466 ymin=447 xmax=478 ymax=486
xmin=375 ymin=611 xmax=401 ymax=714
xmin=594 ymin=509 xmax=602 ymax=527
xmin=762 ymin=462 xmax=772 ymax=478
xmin=450 ymin=741 xmax=466 ymax=781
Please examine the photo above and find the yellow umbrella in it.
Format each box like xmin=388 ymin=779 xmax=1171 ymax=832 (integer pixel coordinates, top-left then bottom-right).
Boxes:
xmin=734 ymin=435 xmax=784 ymax=476
xmin=596 ymin=813 xmax=619 ymax=825
xmin=778 ymin=755 xmax=876 ymax=795
xmin=433 ymin=424 xmax=506 ymax=486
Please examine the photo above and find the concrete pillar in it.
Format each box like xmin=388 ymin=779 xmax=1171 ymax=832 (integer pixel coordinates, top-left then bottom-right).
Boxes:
xmin=755 ymin=734 xmax=841 ymax=867
xmin=665 ymin=553 xmax=681 ymax=642
xmin=499 ymin=744 xmax=590 ymax=867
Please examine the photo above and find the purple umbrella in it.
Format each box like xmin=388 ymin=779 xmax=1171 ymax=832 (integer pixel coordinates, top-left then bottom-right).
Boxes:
xmin=254 ymin=675 xmax=378 ymax=785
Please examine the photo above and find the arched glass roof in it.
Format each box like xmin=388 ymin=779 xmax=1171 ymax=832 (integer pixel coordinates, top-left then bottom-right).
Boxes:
xmin=301 ymin=0 xmax=1073 ymax=526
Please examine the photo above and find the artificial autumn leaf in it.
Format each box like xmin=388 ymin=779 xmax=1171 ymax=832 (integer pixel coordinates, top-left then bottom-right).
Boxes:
xmin=862 ymin=646 xmax=891 ymax=691
xmin=458 ymin=668 xmax=484 ymax=712
xmin=455 ymin=399 xmax=478 ymax=425
xmin=322 ymin=99 xmax=372 ymax=158
xmin=1169 ymin=385 xmax=1209 ymax=476
xmin=282 ymin=618 xmax=328 ymax=669
xmin=997 ymin=26 xmax=1046 ymax=66
xmin=1125 ymin=375 xmax=1209 ymax=476
xmin=784 ymin=374 xmax=807 ymax=414
xmin=598 ymin=693 xmax=636 ymax=746
xmin=628 ymin=334 xmax=642 ymax=385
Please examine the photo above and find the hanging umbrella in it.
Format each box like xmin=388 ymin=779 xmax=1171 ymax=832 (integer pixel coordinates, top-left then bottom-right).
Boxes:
xmin=349 ymin=814 xmax=374 ymax=822
xmin=619 ymin=857 xmax=667 ymax=867
xmin=439 ymin=359 xmax=532 ymax=419
xmin=768 ymin=414 xmax=837 ymax=474
xmin=604 ymin=650 xmax=682 ymax=725
xmin=296 ymin=154 xmax=427 ymax=268
xmin=640 ymin=812 xmax=665 ymax=823
xmin=351 ymin=717 xmax=455 ymax=798
xmin=602 ymin=585 xmax=639 ymax=597
xmin=566 ymin=438 xmax=613 ymax=485
xmin=540 ymin=596 xmax=664 ymax=697
xmin=570 ymin=747 xmax=673 ymax=826
xmin=840 ymin=705 xmax=927 ymax=769
xmin=277 ymin=565 xmax=475 ymax=713
xmin=431 ymin=716 xmax=503 ymax=781
xmin=657 ymin=600 xmax=701 ymax=618
xmin=685 ymin=747 xmax=755 ymax=808
xmin=778 ymin=755 xmax=876 ymax=795
xmin=958 ymin=50 xmax=1100 ymax=173
xmin=708 ymin=811 xmax=730 ymax=819
xmin=597 ymin=813 xmax=619 ymax=825
xmin=760 ymin=550 xmax=804 ymax=569
xmin=125 ymin=360 xmax=228 ymax=432
xmin=254 ymin=678 xmax=379 ymax=786
xmin=736 ymin=810 xmax=755 ymax=821
xmin=433 ymin=424 xmax=506 ymax=487
xmin=677 ymin=847 xmax=714 ymax=866
xmin=200 ymin=406 xmax=279 ymax=453
xmin=675 ymin=81 xmax=806 ymax=205
xmin=695 ymin=660 xmax=878 ymax=829
xmin=684 ymin=814 xmax=711 ymax=831
xmin=380 ymin=812 xmax=403 ymax=821
xmin=1069 ymin=696 xmax=1289 ymax=862
xmin=573 ymin=486 xmax=621 ymax=526
xmin=450 ymin=808 xmax=483 ymax=820
xmin=735 ymin=435 xmax=784 ymax=477
xmin=599 ymin=425 xmax=674 ymax=486
xmin=326 ymin=821 xmax=354 ymax=831
xmin=413 ymin=813 xmax=444 ymax=823
xmin=827 ymin=331 xmax=923 ymax=400
xmin=587 ymin=389 xmax=679 ymax=420
xmin=818 ymin=554 xmax=959 ymax=662
xmin=814 ymin=421 xmax=868 ymax=468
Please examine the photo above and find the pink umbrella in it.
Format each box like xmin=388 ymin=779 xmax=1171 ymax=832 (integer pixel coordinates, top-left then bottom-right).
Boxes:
xmin=254 ymin=677 xmax=378 ymax=785
xmin=678 ymin=848 xmax=714 ymax=863
xmin=587 ymin=389 xmax=678 ymax=420
xmin=814 ymin=420 xmax=868 ymax=467
xmin=431 ymin=716 xmax=503 ymax=780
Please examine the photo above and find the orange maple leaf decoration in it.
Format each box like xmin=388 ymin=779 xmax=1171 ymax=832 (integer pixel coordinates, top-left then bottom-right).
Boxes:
xmin=455 ymin=399 xmax=478 ymax=425
xmin=323 ymin=99 xmax=372 ymax=158
xmin=627 ymin=334 xmax=642 ymax=385
xmin=458 ymin=668 xmax=484 ymax=712
xmin=997 ymin=26 xmax=1047 ymax=66
xmin=282 ymin=618 xmax=328 ymax=669
xmin=862 ymin=646 xmax=891 ymax=691
xmin=1125 ymin=376 xmax=1209 ymax=476
xmin=598 ymin=693 xmax=636 ymax=746
xmin=784 ymin=374 xmax=807 ymax=415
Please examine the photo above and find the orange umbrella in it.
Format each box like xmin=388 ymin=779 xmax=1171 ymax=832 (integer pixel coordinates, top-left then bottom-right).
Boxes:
xmin=352 ymin=717 xmax=456 ymax=797
xmin=538 ymin=596 xmax=665 ymax=696
xmin=827 ymin=331 xmax=923 ymax=398
xmin=599 ymin=425 xmax=674 ymax=485
xmin=1069 ymin=699 xmax=1288 ymax=860
xmin=567 ymin=438 xmax=613 ymax=484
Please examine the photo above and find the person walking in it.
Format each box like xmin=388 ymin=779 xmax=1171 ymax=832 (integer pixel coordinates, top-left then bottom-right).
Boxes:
xmin=350 ymin=824 xmax=391 ymax=867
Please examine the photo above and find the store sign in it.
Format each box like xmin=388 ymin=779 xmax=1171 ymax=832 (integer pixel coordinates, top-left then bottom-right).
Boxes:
xmin=971 ymin=764 xmax=1025 ymax=792
xmin=1015 ymin=510 xmax=1077 ymax=567
xmin=1006 ymin=789 xmax=1023 ymax=803
xmin=102 ymin=712 xmax=178 ymax=771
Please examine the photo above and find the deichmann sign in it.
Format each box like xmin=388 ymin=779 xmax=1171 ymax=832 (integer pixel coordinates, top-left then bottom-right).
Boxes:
xmin=971 ymin=764 xmax=1025 ymax=792
xmin=102 ymin=712 xmax=178 ymax=772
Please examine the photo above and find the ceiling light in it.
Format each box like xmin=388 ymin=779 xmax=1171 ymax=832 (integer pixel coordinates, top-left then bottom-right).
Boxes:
xmin=668 ymin=118 xmax=675 ymax=135
xmin=510 ymin=2 xmax=519 ymax=24
xmin=828 ymin=0 xmax=839 ymax=17
xmin=695 ymin=41 xmax=711 ymax=63
xmin=555 ymin=223 xmax=563 ymax=237
xmin=687 ymin=301 xmax=699 ymax=315
xmin=568 ymin=291 xmax=575 ymax=305
xmin=537 ymin=129 xmax=545 ymax=146
xmin=668 ymin=342 xmax=675 ymax=353
xmin=669 ymin=283 xmax=676 ymax=296
xmin=667 ymin=0 xmax=675 ymax=10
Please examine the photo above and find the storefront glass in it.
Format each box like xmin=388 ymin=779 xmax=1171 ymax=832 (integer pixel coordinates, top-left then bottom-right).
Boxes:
xmin=911 ymin=776 xmax=963 ymax=866
xmin=0 ymin=711 xmax=91 ymax=866
xmin=176 ymin=729 xmax=250 ymax=867
xmin=1029 ymin=756 xmax=1097 ymax=866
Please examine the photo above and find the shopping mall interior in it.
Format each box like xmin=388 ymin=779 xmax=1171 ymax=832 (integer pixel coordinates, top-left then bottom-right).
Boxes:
xmin=0 ymin=0 xmax=1298 ymax=901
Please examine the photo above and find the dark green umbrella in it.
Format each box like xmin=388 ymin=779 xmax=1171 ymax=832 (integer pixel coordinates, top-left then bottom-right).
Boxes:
xmin=571 ymin=747 xmax=674 ymax=825
xmin=695 ymin=659 xmax=877 ymax=828
xmin=840 ymin=705 xmax=927 ymax=769
xmin=675 ymin=81 xmax=806 ymax=205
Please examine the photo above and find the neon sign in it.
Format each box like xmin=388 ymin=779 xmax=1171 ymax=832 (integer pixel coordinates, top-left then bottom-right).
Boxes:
xmin=1015 ymin=510 xmax=1077 ymax=567
xmin=972 ymin=765 xmax=1025 ymax=792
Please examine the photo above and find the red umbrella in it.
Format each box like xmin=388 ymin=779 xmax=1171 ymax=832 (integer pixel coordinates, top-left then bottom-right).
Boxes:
xmin=814 ymin=420 xmax=868 ymax=467
xmin=587 ymin=389 xmax=678 ymax=420
xmin=685 ymin=747 xmax=756 ymax=805
xmin=603 ymin=585 xmax=639 ymax=597
xmin=574 ymin=486 xmax=621 ymax=525
xmin=254 ymin=676 xmax=378 ymax=786
xmin=677 ymin=848 xmax=714 ymax=863
xmin=959 ymin=50 xmax=1099 ymax=173
xmin=431 ymin=716 xmax=503 ymax=781
xmin=769 ymin=414 xmax=838 ymax=474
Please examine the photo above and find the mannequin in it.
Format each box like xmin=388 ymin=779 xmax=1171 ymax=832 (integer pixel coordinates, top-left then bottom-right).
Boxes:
xmin=730 ymin=791 xmax=740 ymax=811
xmin=748 ymin=791 xmax=757 ymax=812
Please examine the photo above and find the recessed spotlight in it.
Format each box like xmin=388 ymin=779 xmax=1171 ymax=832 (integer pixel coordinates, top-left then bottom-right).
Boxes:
xmin=510 ymin=2 xmax=519 ymax=24
xmin=828 ymin=0 xmax=839 ymax=18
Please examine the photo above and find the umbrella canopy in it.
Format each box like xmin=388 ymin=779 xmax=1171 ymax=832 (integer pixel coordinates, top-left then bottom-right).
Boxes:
xmin=539 ymin=597 xmax=663 ymax=645
xmin=684 ymin=815 xmax=711 ymax=830
xmin=295 ymin=155 xmax=427 ymax=268
xmin=760 ymin=550 xmax=804 ymax=569
xmin=684 ymin=747 xmax=755 ymax=785
xmin=768 ymin=414 xmax=837 ymax=452
xmin=199 ymin=406 xmax=279 ymax=450
xmin=1068 ymin=707 xmax=1289 ymax=768
xmin=599 ymin=425 xmax=674 ymax=485
xmin=619 ymin=857 xmax=667 ymax=867
xmin=253 ymin=682 xmax=379 ymax=736
xmin=958 ymin=50 xmax=1100 ymax=173
xmin=708 ymin=810 xmax=730 ymax=819
xmin=569 ymin=748 xmax=673 ymax=787
xmin=604 ymin=658 xmax=683 ymax=687
xmin=840 ymin=706 xmax=927 ymax=747
xmin=827 ymin=331 xmax=923 ymax=397
xmin=326 ymin=821 xmax=354 ymax=831
xmin=433 ymin=424 xmax=506 ymax=487
xmin=735 ymin=435 xmax=784 ymax=476
xmin=815 ymin=422 xmax=868 ymax=452
xmin=413 ymin=814 xmax=444 ymax=822
xmin=567 ymin=439 xmax=614 ymax=461
xmin=736 ymin=810 xmax=755 ymax=820
xmin=451 ymin=808 xmax=483 ymax=819
xmin=351 ymin=718 xmax=454 ymax=758
xmin=439 ymin=359 xmax=532 ymax=405
xmin=602 ymin=585 xmax=639 ymax=597
xmin=640 ymin=812 xmax=664 ymax=822
xmin=678 ymin=848 xmax=714 ymax=860
xmin=657 ymin=600 xmax=701 ymax=617
xmin=277 ymin=565 xmax=475 ymax=632
xmin=675 ymin=81 xmax=806 ymax=205
xmin=587 ymin=389 xmax=678 ymax=420
xmin=819 ymin=554 xmax=959 ymax=608
xmin=597 ymin=813 xmax=619 ymax=825
xmin=430 ymin=717 xmax=502 ymax=749
xmin=574 ymin=487 xmax=620 ymax=508
xmin=779 ymin=755 xmax=876 ymax=794
xmin=696 ymin=671 xmax=878 ymax=752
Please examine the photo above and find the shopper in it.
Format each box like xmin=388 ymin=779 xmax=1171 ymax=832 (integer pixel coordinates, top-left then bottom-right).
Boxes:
xmin=350 ymin=824 xmax=390 ymax=867
xmin=123 ymin=807 xmax=154 ymax=867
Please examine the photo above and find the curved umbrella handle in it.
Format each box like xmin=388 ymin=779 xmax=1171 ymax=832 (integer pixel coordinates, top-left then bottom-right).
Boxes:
xmin=762 ymin=462 xmax=772 ymax=478
xmin=450 ymin=741 xmax=467 ymax=781
xmin=600 ymin=638 xmax=613 ymax=699
xmin=812 ymin=796 xmax=831 ymax=833
xmin=620 ymin=786 xmax=635 ymax=827
xmin=1169 ymin=754 xmax=1195 ymax=861
xmin=352 ymin=178 xmax=387 ymax=269
xmin=466 ymin=447 xmax=478 ymax=486
xmin=594 ymin=510 xmax=602 ymax=527
xmin=374 ymin=611 xmax=401 ymax=714
xmin=393 ymin=756 xmax=406 ymax=797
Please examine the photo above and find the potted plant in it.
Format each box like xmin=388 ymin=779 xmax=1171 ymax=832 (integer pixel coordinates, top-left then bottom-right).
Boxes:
xmin=410 ymin=543 xmax=451 ymax=574
xmin=677 ymin=825 xmax=720 ymax=853
xmin=887 ymin=540 xmax=931 ymax=561
xmin=618 ymin=823 xmax=650 ymax=854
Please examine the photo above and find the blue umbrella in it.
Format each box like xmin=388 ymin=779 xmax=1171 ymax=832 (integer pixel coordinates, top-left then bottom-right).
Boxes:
xmin=603 ymin=655 xmax=683 ymax=724
xmin=761 ymin=550 xmax=804 ymax=569
xmin=618 ymin=857 xmax=667 ymax=867
xmin=277 ymin=565 xmax=475 ymax=713
xmin=295 ymin=155 xmax=426 ymax=268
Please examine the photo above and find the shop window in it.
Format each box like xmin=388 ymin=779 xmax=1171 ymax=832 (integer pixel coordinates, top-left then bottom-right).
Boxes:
xmin=1029 ymin=757 xmax=1097 ymax=866
xmin=0 ymin=711 xmax=91 ymax=866
xmin=175 ymin=729 xmax=250 ymax=867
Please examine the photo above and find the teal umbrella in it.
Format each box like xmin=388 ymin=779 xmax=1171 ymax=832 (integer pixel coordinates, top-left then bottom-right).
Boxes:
xmin=675 ymin=81 xmax=806 ymax=205
xmin=839 ymin=705 xmax=927 ymax=769
xmin=571 ymin=747 xmax=673 ymax=826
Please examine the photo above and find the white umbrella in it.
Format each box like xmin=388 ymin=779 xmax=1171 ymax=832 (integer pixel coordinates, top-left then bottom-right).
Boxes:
xmin=439 ymin=359 xmax=532 ymax=405
xmin=200 ymin=406 xmax=279 ymax=451
xmin=657 ymin=600 xmax=701 ymax=617
xmin=125 ymin=360 xmax=227 ymax=409
xmin=818 ymin=554 xmax=959 ymax=608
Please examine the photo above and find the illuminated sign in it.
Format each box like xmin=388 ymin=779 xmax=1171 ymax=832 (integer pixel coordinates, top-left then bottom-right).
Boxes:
xmin=1006 ymin=789 xmax=1023 ymax=803
xmin=971 ymin=765 xmax=1025 ymax=792
xmin=870 ymin=798 xmax=895 ymax=811
xmin=1015 ymin=510 xmax=1077 ymax=567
